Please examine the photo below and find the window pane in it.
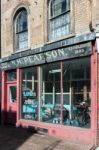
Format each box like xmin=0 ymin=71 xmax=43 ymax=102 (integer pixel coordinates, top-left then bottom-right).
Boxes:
xmin=86 ymin=67 xmax=90 ymax=79
xmin=41 ymin=63 xmax=61 ymax=124
xmin=49 ymin=13 xmax=70 ymax=40
xmin=10 ymin=86 xmax=17 ymax=103
xmin=66 ymin=0 xmax=70 ymax=11
xmin=72 ymin=69 xmax=84 ymax=79
xmin=15 ymin=9 xmax=28 ymax=51
xmin=51 ymin=0 xmax=70 ymax=17
xmin=62 ymin=1 xmax=66 ymax=12
xmin=7 ymin=70 xmax=16 ymax=81
xmin=16 ymin=10 xmax=27 ymax=33
xmin=16 ymin=31 xmax=28 ymax=50
xmin=63 ymin=61 xmax=70 ymax=123
xmin=63 ymin=58 xmax=91 ymax=128
xmin=63 ymin=94 xmax=70 ymax=105
xmin=21 ymin=67 xmax=38 ymax=121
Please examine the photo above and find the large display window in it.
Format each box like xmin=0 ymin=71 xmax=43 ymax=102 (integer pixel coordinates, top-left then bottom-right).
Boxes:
xmin=62 ymin=59 xmax=91 ymax=128
xmin=41 ymin=58 xmax=91 ymax=128
xmin=21 ymin=67 xmax=38 ymax=120
xmin=20 ymin=58 xmax=91 ymax=128
xmin=41 ymin=63 xmax=61 ymax=124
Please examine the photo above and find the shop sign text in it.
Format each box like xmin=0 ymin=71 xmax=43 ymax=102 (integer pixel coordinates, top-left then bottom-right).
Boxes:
xmin=1 ymin=42 xmax=92 ymax=70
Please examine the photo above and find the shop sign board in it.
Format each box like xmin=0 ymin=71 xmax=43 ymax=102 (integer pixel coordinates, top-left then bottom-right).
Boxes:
xmin=1 ymin=42 xmax=93 ymax=70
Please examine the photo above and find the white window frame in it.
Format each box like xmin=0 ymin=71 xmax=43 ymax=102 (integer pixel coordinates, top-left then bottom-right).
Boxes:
xmin=14 ymin=8 xmax=28 ymax=52
xmin=48 ymin=0 xmax=71 ymax=41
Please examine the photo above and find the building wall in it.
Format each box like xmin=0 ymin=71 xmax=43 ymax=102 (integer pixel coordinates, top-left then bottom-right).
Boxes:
xmin=97 ymin=46 xmax=99 ymax=144
xmin=1 ymin=0 xmax=99 ymax=145
xmin=74 ymin=0 xmax=90 ymax=35
xmin=0 ymin=0 xmax=1 ymax=123
xmin=1 ymin=0 xmax=44 ymax=57
xmin=95 ymin=0 xmax=99 ymax=144
xmin=97 ymin=54 xmax=99 ymax=143
xmin=95 ymin=0 xmax=99 ymax=28
xmin=1 ymin=0 xmax=96 ymax=58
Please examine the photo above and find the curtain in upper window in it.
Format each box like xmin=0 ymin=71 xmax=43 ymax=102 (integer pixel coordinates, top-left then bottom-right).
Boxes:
xmin=49 ymin=0 xmax=70 ymax=41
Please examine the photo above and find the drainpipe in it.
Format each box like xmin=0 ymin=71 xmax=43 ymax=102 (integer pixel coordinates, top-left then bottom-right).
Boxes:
xmin=96 ymin=31 xmax=99 ymax=53
xmin=89 ymin=0 xmax=95 ymax=32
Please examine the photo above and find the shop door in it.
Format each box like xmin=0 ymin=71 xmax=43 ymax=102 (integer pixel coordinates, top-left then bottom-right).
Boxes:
xmin=6 ymin=83 xmax=17 ymax=125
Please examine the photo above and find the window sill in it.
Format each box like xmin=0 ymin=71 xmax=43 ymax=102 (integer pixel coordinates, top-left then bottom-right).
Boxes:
xmin=46 ymin=33 xmax=75 ymax=45
xmin=11 ymin=47 xmax=31 ymax=55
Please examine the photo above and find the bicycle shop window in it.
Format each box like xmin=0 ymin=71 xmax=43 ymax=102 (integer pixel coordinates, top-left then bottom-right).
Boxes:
xmin=14 ymin=8 xmax=28 ymax=51
xmin=62 ymin=58 xmax=91 ymax=128
xmin=41 ymin=63 xmax=61 ymax=124
xmin=49 ymin=0 xmax=70 ymax=40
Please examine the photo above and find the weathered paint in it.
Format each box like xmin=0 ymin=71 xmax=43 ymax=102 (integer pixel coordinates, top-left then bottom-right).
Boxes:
xmin=17 ymin=119 xmax=94 ymax=144
xmin=2 ymin=41 xmax=98 ymax=145
xmin=60 ymin=62 xmax=63 ymax=125
xmin=91 ymin=41 xmax=98 ymax=145
xmin=6 ymin=82 xmax=17 ymax=124
xmin=1 ymin=71 xmax=6 ymax=125
xmin=16 ymin=69 xmax=21 ymax=125
xmin=38 ymin=66 xmax=41 ymax=122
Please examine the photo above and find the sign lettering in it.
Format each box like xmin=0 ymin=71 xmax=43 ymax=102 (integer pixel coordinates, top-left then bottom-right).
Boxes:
xmin=1 ymin=42 xmax=93 ymax=70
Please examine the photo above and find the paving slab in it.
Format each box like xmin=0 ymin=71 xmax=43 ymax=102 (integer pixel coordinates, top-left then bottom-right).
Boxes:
xmin=0 ymin=126 xmax=94 ymax=150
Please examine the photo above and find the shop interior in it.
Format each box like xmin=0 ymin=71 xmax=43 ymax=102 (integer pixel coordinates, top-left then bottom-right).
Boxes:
xmin=21 ymin=57 xmax=91 ymax=128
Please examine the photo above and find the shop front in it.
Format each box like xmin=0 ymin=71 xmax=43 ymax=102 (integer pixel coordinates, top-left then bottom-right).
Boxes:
xmin=21 ymin=58 xmax=91 ymax=128
xmin=1 ymin=38 xmax=98 ymax=144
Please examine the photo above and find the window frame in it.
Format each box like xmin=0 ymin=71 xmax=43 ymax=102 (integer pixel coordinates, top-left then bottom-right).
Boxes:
xmin=48 ymin=0 xmax=71 ymax=41
xmin=14 ymin=8 xmax=28 ymax=52
xmin=49 ymin=0 xmax=70 ymax=19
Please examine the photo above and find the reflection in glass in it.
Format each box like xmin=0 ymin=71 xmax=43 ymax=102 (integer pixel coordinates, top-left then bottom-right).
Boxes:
xmin=41 ymin=63 xmax=61 ymax=124
xmin=21 ymin=67 xmax=38 ymax=120
xmin=20 ymin=58 xmax=91 ymax=128
xmin=63 ymin=58 xmax=91 ymax=128
xmin=10 ymin=86 xmax=17 ymax=103
xmin=49 ymin=0 xmax=70 ymax=40
xmin=15 ymin=9 xmax=28 ymax=51
xmin=7 ymin=70 xmax=16 ymax=81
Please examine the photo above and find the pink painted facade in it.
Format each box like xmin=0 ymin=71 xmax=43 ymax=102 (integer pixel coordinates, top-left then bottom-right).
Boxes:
xmin=1 ymin=39 xmax=99 ymax=146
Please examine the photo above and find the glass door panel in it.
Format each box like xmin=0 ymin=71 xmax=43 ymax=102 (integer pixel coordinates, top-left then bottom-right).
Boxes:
xmin=6 ymin=84 xmax=17 ymax=125
xmin=9 ymin=86 xmax=17 ymax=103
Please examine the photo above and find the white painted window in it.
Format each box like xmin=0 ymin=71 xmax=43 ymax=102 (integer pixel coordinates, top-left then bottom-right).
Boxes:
xmin=49 ymin=0 xmax=70 ymax=40
xmin=14 ymin=8 xmax=28 ymax=51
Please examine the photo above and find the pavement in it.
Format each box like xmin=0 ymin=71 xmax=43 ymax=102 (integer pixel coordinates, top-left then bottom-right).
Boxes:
xmin=0 ymin=126 xmax=96 ymax=150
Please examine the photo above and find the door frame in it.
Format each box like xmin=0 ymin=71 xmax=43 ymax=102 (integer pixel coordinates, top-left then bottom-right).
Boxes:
xmin=6 ymin=82 xmax=17 ymax=124
xmin=1 ymin=69 xmax=22 ymax=125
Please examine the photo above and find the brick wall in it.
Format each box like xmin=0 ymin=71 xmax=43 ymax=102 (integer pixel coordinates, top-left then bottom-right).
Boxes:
xmin=1 ymin=0 xmax=97 ymax=57
xmin=75 ymin=0 xmax=90 ymax=35
xmin=1 ymin=0 xmax=44 ymax=57
xmin=95 ymin=0 xmax=99 ymax=26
